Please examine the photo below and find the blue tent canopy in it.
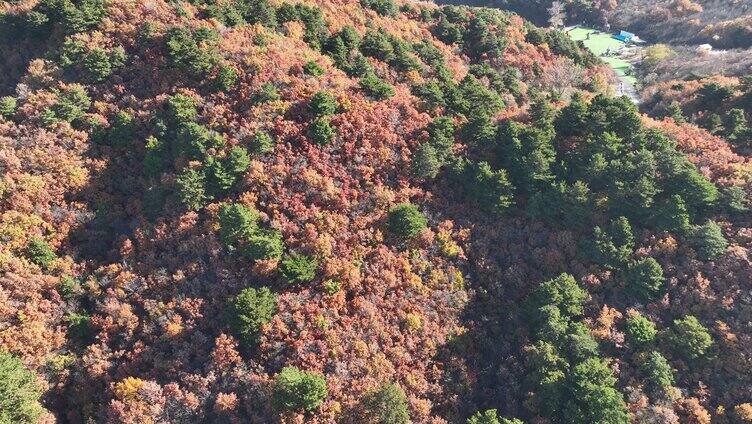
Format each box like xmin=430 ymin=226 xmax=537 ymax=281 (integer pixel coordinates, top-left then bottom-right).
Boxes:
xmin=613 ymin=31 xmax=635 ymax=42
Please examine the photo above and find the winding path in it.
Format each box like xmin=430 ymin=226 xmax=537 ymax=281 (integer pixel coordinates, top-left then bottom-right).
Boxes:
xmin=615 ymin=73 xmax=640 ymax=104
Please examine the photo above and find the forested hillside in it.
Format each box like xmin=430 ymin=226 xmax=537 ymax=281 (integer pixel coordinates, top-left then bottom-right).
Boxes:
xmin=441 ymin=0 xmax=752 ymax=84
xmin=0 ymin=0 xmax=751 ymax=422
xmin=608 ymin=0 xmax=752 ymax=49
xmin=441 ymin=0 xmax=752 ymax=50
xmin=642 ymin=76 xmax=752 ymax=149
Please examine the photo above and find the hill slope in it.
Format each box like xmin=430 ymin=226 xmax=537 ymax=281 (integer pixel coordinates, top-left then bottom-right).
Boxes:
xmin=0 ymin=0 xmax=751 ymax=423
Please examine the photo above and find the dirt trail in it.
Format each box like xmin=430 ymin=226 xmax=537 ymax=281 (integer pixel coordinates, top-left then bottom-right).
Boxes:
xmin=615 ymin=73 xmax=640 ymax=104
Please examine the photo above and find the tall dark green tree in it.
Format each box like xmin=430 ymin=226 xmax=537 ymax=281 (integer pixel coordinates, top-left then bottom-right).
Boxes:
xmin=387 ymin=203 xmax=427 ymax=238
xmin=227 ymin=286 xmax=277 ymax=348
xmin=359 ymin=73 xmax=395 ymax=100
xmin=624 ymin=314 xmax=657 ymax=347
xmin=496 ymin=120 xmax=555 ymax=193
xmin=273 ymin=366 xmax=327 ymax=412
xmin=691 ymin=220 xmax=728 ymax=261
xmin=528 ymin=273 xmax=587 ymax=318
xmin=361 ymin=383 xmax=410 ymax=423
xmin=309 ymin=117 xmax=336 ymax=145
xmin=427 ymin=116 xmax=455 ymax=159
xmin=698 ymin=82 xmax=733 ymax=110
xmin=309 ymin=91 xmax=338 ymax=117
xmin=590 ymin=217 xmax=634 ymax=270
xmin=280 ymin=253 xmax=318 ymax=284
xmin=638 ymin=351 xmax=674 ymax=396
xmin=467 ymin=410 xmax=523 ymax=424
xmin=654 ymin=194 xmax=691 ymax=235
xmin=412 ymin=143 xmax=441 ymax=179
xmin=175 ymin=167 xmax=209 ymax=210
xmin=562 ymin=358 xmax=629 ymax=424
xmin=528 ymin=181 xmax=592 ymax=230
xmin=455 ymin=161 xmax=515 ymax=214
xmin=0 ymin=352 xmax=46 ymax=424
xmin=608 ymin=149 xmax=659 ymax=220
xmin=626 ymin=257 xmax=665 ymax=302
xmin=666 ymin=315 xmax=713 ymax=361
xmin=218 ymin=203 xmax=260 ymax=250
xmin=165 ymin=26 xmax=221 ymax=81
xmin=26 ymin=238 xmax=56 ymax=269
xmin=360 ymin=29 xmax=395 ymax=62
xmin=724 ymin=108 xmax=749 ymax=145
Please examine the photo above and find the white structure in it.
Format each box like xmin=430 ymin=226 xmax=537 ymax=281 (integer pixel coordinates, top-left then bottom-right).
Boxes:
xmin=696 ymin=44 xmax=713 ymax=55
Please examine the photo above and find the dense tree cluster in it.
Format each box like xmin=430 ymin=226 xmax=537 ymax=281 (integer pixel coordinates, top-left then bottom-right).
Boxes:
xmin=524 ymin=274 xmax=629 ymax=423
xmin=645 ymin=77 xmax=752 ymax=151
xmin=0 ymin=0 xmax=106 ymax=40
xmin=526 ymin=26 xmax=599 ymax=67
xmin=145 ymin=94 xmax=252 ymax=211
xmin=218 ymin=203 xmax=284 ymax=261
xmin=59 ymin=39 xmax=127 ymax=83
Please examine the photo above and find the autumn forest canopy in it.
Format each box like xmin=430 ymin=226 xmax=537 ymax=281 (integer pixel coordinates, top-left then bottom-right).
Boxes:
xmin=0 ymin=0 xmax=750 ymax=422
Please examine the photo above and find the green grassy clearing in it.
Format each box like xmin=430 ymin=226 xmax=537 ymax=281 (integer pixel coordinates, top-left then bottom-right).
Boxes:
xmin=568 ymin=27 xmax=637 ymax=84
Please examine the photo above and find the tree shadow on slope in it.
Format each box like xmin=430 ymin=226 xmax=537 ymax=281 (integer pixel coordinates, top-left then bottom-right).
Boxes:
xmin=426 ymin=191 xmax=541 ymax=422
xmin=436 ymin=287 xmax=529 ymax=422
xmin=66 ymin=139 xmax=146 ymax=263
